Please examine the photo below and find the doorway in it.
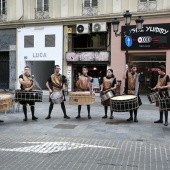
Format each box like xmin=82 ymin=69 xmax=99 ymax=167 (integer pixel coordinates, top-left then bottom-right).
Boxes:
xmin=0 ymin=52 xmax=9 ymax=89
xmin=129 ymin=54 xmax=166 ymax=94
xmin=26 ymin=61 xmax=54 ymax=89
xmin=72 ymin=64 xmax=107 ymax=91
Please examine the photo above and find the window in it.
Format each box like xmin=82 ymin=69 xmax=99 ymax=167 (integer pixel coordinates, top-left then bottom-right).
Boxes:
xmin=24 ymin=36 xmax=34 ymax=48
xmin=84 ymin=0 xmax=98 ymax=7
xmin=37 ymin=0 xmax=48 ymax=11
xmin=45 ymin=34 xmax=55 ymax=47
xmin=0 ymin=0 xmax=6 ymax=14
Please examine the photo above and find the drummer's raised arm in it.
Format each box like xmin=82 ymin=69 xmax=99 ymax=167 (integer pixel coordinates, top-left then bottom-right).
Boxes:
xmin=123 ymin=65 xmax=128 ymax=79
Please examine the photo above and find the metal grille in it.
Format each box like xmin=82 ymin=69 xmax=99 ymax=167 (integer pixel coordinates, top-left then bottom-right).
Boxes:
xmin=35 ymin=7 xmax=49 ymax=19
xmin=24 ymin=35 xmax=34 ymax=48
xmin=45 ymin=34 xmax=55 ymax=47
xmin=0 ymin=52 xmax=9 ymax=89
xmin=138 ymin=0 xmax=157 ymax=11
xmin=82 ymin=2 xmax=98 ymax=16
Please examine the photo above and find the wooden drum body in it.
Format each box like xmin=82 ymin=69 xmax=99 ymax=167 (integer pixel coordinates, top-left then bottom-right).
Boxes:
xmin=69 ymin=92 xmax=95 ymax=105
xmin=110 ymin=95 xmax=139 ymax=112
xmin=0 ymin=93 xmax=12 ymax=111
xmin=147 ymin=91 xmax=159 ymax=103
xmin=14 ymin=90 xmax=43 ymax=102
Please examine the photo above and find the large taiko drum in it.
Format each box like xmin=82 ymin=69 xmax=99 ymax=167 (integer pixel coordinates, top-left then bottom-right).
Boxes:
xmin=159 ymin=97 xmax=170 ymax=111
xmin=14 ymin=90 xmax=43 ymax=102
xmin=0 ymin=93 xmax=12 ymax=111
xmin=50 ymin=91 xmax=63 ymax=104
xmin=147 ymin=91 xmax=160 ymax=103
xmin=69 ymin=91 xmax=95 ymax=105
xmin=110 ymin=95 xmax=139 ymax=112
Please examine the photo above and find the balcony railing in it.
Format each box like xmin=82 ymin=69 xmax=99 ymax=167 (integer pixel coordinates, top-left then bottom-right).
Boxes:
xmin=138 ymin=0 xmax=157 ymax=11
xmin=0 ymin=8 xmax=7 ymax=22
xmin=35 ymin=7 xmax=49 ymax=19
xmin=82 ymin=2 xmax=98 ymax=16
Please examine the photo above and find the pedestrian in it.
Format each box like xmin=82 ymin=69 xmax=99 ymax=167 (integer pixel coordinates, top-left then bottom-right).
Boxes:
xmin=123 ymin=64 xmax=142 ymax=122
xmin=45 ymin=65 xmax=70 ymax=119
xmin=75 ymin=66 xmax=94 ymax=119
xmin=19 ymin=66 xmax=38 ymax=121
xmin=100 ymin=69 xmax=117 ymax=119
xmin=152 ymin=65 xmax=170 ymax=126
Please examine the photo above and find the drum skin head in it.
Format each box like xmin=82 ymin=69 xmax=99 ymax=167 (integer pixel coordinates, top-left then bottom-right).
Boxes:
xmin=111 ymin=95 xmax=137 ymax=100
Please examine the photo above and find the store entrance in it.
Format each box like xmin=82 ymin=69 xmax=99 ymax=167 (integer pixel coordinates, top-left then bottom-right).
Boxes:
xmin=72 ymin=64 xmax=107 ymax=91
xmin=129 ymin=54 xmax=166 ymax=94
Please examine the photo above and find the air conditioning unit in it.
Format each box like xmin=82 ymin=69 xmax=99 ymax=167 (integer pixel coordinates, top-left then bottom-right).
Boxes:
xmin=76 ymin=24 xmax=90 ymax=34
xmin=92 ymin=22 xmax=107 ymax=32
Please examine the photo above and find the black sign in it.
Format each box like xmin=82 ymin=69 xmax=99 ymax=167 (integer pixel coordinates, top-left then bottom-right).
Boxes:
xmin=121 ymin=23 xmax=170 ymax=50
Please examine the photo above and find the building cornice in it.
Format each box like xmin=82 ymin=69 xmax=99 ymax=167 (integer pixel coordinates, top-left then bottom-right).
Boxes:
xmin=0 ymin=10 xmax=170 ymax=29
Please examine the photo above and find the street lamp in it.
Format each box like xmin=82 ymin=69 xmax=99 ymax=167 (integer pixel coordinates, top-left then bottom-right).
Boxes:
xmin=112 ymin=10 xmax=144 ymax=94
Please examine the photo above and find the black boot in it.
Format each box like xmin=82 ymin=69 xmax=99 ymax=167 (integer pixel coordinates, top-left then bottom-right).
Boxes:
xmin=127 ymin=111 xmax=133 ymax=121
xmin=110 ymin=110 xmax=114 ymax=119
xmin=164 ymin=111 xmax=169 ymax=126
xmin=76 ymin=105 xmax=81 ymax=119
xmin=134 ymin=109 xmax=138 ymax=122
xmin=154 ymin=111 xmax=163 ymax=123
xmin=45 ymin=103 xmax=53 ymax=119
xmin=87 ymin=105 xmax=91 ymax=119
xmin=31 ymin=106 xmax=38 ymax=120
xmin=23 ymin=105 xmax=27 ymax=121
xmin=102 ymin=106 xmax=108 ymax=118
xmin=61 ymin=102 xmax=70 ymax=119
xmin=0 ymin=120 xmax=4 ymax=122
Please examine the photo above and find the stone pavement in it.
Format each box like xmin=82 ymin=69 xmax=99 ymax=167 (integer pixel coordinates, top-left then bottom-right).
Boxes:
xmin=0 ymin=93 xmax=170 ymax=170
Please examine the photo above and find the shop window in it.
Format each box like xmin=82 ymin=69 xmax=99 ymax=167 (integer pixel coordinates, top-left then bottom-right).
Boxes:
xmin=73 ymin=33 xmax=107 ymax=51
xmin=24 ymin=35 xmax=34 ymax=48
xmin=138 ymin=0 xmax=157 ymax=11
xmin=45 ymin=34 xmax=55 ymax=47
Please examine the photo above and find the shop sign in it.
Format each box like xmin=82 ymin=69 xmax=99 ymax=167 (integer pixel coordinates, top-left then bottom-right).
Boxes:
xmin=66 ymin=51 xmax=110 ymax=62
xmin=33 ymin=53 xmax=47 ymax=58
xmin=121 ymin=23 xmax=170 ymax=50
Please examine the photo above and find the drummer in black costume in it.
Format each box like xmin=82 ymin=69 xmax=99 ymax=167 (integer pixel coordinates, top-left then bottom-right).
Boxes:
xmin=19 ymin=66 xmax=38 ymax=121
xmin=100 ymin=69 xmax=117 ymax=119
xmin=152 ymin=65 xmax=170 ymax=126
xmin=123 ymin=64 xmax=142 ymax=122
xmin=45 ymin=65 xmax=70 ymax=119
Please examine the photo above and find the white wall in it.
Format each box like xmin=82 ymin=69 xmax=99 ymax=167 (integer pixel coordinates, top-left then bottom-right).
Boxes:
xmin=17 ymin=25 xmax=63 ymax=88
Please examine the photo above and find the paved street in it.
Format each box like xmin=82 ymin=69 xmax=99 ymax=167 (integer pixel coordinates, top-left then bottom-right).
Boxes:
xmin=0 ymin=93 xmax=170 ymax=170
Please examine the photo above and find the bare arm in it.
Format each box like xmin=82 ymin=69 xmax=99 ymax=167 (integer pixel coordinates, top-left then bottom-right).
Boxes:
xmin=46 ymin=81 xmax=52 ymax=93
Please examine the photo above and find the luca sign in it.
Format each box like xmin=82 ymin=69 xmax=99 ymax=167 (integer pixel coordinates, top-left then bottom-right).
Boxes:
xmin=33 ymin=53 xmax=47 ymax=57
xmin=121 ymin=23 xmax=170 ymax=50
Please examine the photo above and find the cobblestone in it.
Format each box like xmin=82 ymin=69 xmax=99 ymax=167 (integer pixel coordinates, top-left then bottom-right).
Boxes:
xmin=0 ymin=95 xmax=170 ymax=169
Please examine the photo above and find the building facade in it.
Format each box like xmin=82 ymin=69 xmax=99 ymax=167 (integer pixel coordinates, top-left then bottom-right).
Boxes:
xmin=0 ymin=0 xmax=169 ymax=93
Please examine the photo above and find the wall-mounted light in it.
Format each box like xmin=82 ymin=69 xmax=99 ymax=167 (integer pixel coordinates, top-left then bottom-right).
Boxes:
xmin=93 ymin=67 xmax=97 ymax=70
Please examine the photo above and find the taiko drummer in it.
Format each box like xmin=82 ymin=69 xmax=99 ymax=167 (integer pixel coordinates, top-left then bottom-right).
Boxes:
xmin=45 ymin=65 xmax=70 ymax=119
xmin=75 ymin=66 xmax=94 ymax=119
xmin=123 ymin=64 xmax=142 ymax=122
xmin=152 ymin=65 xmax=170 ymax=126
xmin=100 ymin=69 xmax=117 ymax=119
xmin=19 ymin=66 xmax=38 ymax=121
